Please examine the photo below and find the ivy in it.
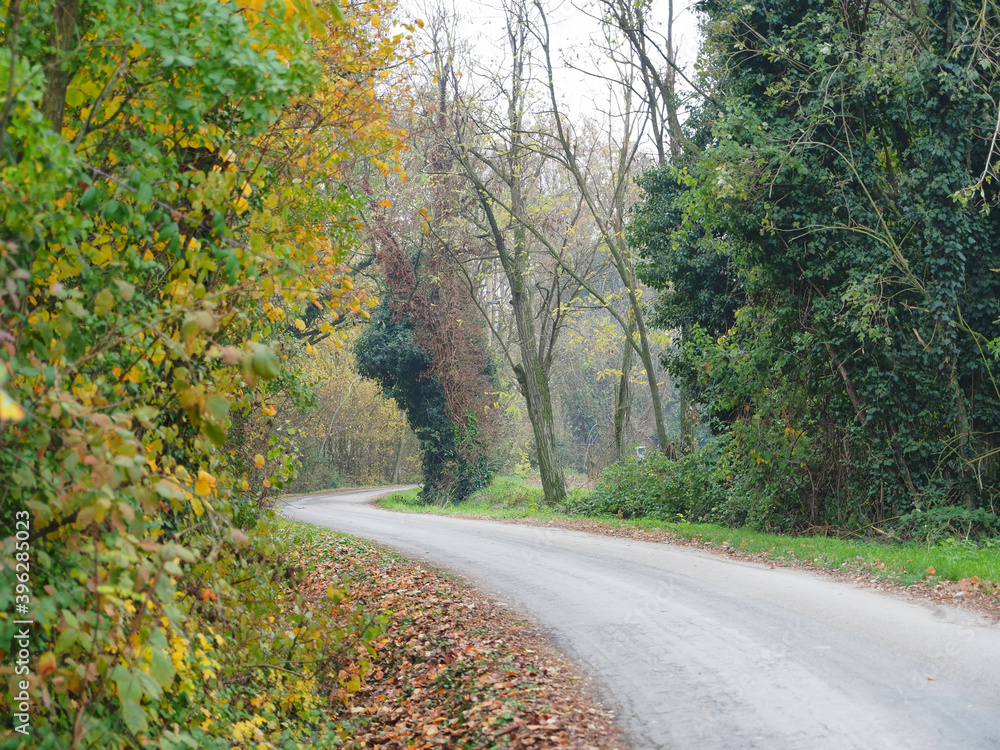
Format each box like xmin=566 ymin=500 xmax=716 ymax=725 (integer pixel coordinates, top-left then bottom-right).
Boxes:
xmin=635 ymin=0 xmax=1000 ymax=533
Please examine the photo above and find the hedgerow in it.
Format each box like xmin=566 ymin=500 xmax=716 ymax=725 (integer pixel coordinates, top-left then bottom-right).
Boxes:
xmin=0 ymin=0 xmax=409 ymax=746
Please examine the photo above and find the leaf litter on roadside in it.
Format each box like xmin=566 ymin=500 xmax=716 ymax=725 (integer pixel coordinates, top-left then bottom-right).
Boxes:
xmin=283 ymin=523 xmax=625 ymax=749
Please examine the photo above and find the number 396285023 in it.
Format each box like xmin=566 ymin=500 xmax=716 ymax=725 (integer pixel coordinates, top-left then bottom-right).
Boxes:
xmin=14 ymin=509 xmax=30 ymax=603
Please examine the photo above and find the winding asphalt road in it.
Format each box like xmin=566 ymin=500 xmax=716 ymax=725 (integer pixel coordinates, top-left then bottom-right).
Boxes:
xmin=284 ymin=488 xmax=1000 ymax=749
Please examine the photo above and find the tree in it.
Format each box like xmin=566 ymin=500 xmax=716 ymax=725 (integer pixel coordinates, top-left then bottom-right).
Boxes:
xmin=434 ymin=1 xmax=605 ymax=504
xmin=355 ymin=301 xmax=491 ymax=501
xmin=669 ymin=0 xmax=1000 ymax=531
xmin=592 ymin=0 xmax=711 ymax=448
xmin=533 ymin=2 xmax=677 ymax=455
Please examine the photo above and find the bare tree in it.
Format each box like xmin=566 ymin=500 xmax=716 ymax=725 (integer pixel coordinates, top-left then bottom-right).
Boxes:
xmin=443 ymin=1 xmax=608 ymax=502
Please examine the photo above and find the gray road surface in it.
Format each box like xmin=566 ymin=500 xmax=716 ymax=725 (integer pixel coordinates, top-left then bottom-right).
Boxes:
xmin=284 ymin=488 xmax=1000 ymax=750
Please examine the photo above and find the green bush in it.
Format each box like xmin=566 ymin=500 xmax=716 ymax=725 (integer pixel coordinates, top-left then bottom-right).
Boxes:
xmin=568 ymin=447 xmax=727 ymax=521
xmin=468 ymin=476 xmax=545 ymax=508
xmin=896 ymin=506 xmax=1000 ymax=544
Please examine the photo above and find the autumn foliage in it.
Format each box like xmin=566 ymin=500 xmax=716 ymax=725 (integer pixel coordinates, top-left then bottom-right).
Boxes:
xmin=0 ymin=0 xmax=414 ymax=746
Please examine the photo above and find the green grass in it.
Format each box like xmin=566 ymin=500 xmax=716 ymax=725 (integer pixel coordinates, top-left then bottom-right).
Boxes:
xmin=378 ymin=477 xmax=1000 ymax=587
xmin=379 ymin=478 xmax=563 ymax=520
xmin=661 ymin=522 xmax=1000 ymax=586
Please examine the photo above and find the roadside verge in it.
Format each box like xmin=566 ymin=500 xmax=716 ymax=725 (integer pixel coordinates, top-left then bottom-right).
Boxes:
xmin=282 ymin=520 xmax=626 ymax=749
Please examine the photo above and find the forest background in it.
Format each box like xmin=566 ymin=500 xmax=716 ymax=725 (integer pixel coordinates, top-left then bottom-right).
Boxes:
xmin=2 ymin=0 xmax=1000 ymax=747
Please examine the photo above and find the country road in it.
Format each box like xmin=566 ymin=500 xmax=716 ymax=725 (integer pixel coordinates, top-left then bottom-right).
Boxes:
xmin=283 ymin=488 xmax=1000 ymax=750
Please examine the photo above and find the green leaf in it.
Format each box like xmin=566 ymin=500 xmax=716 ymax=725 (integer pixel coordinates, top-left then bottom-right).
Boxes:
xmin=54 ymin=628 xmax=77 ymax=654
xmin=133 ymin=406 xmax=160 ymax=429
xmin=112 ymin=664 xmax=143 ymax=703
xmin=149 ymin=647 xmax=176 ymax=689
xmin=250 ymin=344 xmax=281 ymax=380
xmin=80 ymin=186 xmax=98 ymax=211
xmin=135 ymin=669 xmax=163 ymax=700
xmin=155 ymin=479 xmax=187 ymax=501
xmin=112 ymin=668 xmax=149 ymax=732
xmin=64 ymin=300 xmax=88 ymax=319
xmin=202 ymin=421 xmax=227 ymax=446
xmin=206 ymin=394 xmax=229 ymax=420
xmin=121 ymin=697 xmax=148 ymax=734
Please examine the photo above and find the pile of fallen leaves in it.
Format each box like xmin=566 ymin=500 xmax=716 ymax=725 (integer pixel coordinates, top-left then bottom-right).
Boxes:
xmin=283 ymin=525 xmax=624 ymax=749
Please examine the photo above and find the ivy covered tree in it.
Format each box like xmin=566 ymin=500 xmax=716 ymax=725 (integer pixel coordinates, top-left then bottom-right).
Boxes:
xmin=354 ymin=302 xmax=492 ymax=502
xmin=643 ymin=0 xmax=1000 ymax=533
xmin=630 ymin=165 xmax=744 ymax=430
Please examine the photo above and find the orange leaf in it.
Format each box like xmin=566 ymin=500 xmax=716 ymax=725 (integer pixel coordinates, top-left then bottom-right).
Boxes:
xmin=38 ymin=651 xmax=57 ymax=676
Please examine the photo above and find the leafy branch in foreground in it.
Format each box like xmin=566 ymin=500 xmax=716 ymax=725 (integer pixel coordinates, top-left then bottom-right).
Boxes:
xmin=0 ymin=0 xmax=411 ymax=746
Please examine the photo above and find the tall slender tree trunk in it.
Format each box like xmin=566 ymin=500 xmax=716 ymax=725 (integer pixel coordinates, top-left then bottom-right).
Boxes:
xmin=614 ymin=320 xmax=635 ymax=458
xmin=679 ymin=325 xmax=696 ymax=451
xmin=509 ymin=151 xmax=566 ymax=504
xmin=391 ymin=427 xmax=405 ymax=483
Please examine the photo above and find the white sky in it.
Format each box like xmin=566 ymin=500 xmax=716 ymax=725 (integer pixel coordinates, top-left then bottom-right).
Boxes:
xmin=439 ymin=0 xmax=703 ymax=123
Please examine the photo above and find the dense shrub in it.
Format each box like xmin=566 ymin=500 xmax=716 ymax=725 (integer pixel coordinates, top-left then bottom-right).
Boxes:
xmin=468 ymin=476 xmax=545 ymax=508
xmin=568 ymin=447 xmax=728 ymax=521
xmin=896 ymin=506 xmax=1000 ymax=545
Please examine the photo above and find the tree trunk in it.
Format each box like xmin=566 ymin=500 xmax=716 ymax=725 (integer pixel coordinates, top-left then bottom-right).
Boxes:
xmin=680 ymin=382 xmax=694 ymax=451
xmin=513 ymin=358 xmax=566 ymax=505
xmin=679 ymin=325 xmax=696 ymax=451
xmin=614 ymin=321 xmax=635 ymax=458
xmin=510 ymin=177 xmax=567 ymax=505
xmin=42 ymin=0 xmax=79 ymax=133
xmin=391 ymin=427 xmax=405 ymax=484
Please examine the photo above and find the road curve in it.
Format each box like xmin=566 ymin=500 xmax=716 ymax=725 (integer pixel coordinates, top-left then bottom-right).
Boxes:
xmin=284 ymin=488 xmax=1000 ymax=750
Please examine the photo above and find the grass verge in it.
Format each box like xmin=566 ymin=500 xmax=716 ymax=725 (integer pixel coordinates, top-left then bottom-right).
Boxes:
xmin=378 ymin=479 xmax=1000 ymax=588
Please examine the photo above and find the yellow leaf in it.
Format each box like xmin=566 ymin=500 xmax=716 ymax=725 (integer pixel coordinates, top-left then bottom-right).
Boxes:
xmin=254 ymin=454 xmax=265 ymax=468
xmin=0 ymin=390 xmax=25 ymax=422
xmin=241 ymin=478 xmax=249 ymax=491
xmin=194 ymin=470 xmax=216 ymax=496
xmin=94 ymin=288 xmax=114 ymax=316
xmin=294 ymin=318 xmax=306 ymax=331
xmin=371 ymin=13 xmax=380 ymax=28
